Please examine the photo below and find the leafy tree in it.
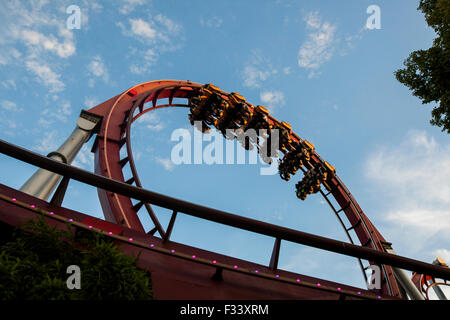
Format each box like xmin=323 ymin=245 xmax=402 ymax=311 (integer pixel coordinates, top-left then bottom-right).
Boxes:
xmin=395 ymin=0 xmax=450 ymax=133
xmin=0 ymin=217 xmax=153 ymax=300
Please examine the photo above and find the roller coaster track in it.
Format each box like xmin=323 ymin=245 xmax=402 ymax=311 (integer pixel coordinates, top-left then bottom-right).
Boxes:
xmin=84 ymin=80 xmax=402 ymax=297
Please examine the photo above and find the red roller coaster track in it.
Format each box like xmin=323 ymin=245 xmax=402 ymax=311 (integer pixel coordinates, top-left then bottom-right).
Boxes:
xmin=85 ymin=80 xmax=401 ymax=297
xmin=4 ymin=79 xmax=448 ymax=299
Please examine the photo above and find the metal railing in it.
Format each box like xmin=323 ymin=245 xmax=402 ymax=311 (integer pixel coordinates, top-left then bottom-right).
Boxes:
xmin=1 ymin=138 xmax=450 ymax=281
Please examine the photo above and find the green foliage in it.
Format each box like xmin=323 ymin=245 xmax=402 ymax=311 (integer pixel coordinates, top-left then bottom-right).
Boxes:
xmin=0 ymin=218 xmax=153 ymax=300
xmin=395 ymin=0 xmax=450 ymax=133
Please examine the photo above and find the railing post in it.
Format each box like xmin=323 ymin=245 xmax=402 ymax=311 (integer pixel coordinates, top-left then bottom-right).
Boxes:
xmin=269 ymin=238 xmax=281 ymax=270
xmin=1 ymin=138 xmax=450 ymax=281
xmin=163 ymin=211 xmax=177 ymax=242
xmin=49 ymin=176 xmax=71 ymax=206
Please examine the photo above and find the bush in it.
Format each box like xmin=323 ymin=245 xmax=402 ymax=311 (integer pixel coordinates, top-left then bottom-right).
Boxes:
xmin=0 ymin=217 xmax=153 ymax=300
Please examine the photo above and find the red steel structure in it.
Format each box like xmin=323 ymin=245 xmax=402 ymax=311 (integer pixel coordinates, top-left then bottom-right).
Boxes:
xmin=88 ymin=80 xmax=401 ymax=296
xmin=1 ymin=80 xmax=449 ymax=299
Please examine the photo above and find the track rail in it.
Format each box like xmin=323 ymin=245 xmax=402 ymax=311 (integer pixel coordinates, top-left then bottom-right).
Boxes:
xmin=1 ymin=138 xmax=450 ymax=284
xmin=0 ymin=192 xmax=387 ymax=300
xmin=89 ymin=81 xmax=202 ymax=232
xmin=84 ymin=80 xmax=403 ymax=296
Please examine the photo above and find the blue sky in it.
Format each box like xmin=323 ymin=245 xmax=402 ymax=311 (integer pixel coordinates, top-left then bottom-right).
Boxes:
xmin=1 ymin=0 xmax=449 ymax=293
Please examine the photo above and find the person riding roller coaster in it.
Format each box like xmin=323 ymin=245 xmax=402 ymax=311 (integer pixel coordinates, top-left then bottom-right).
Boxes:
xmin=280 ymin=138 xmax=315 ymax=180
xmin=295 ymin=163 xmax=328 ymax=200
xmin=188 ymin=83 xmax=336 ymax=201
xmin=236 ymin=105 xmax=272 ymax=151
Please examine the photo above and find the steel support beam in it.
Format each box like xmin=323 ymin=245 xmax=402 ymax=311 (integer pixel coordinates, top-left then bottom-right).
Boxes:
xmin=383 ymin=246 xmax=425 ymax=300
xmin=432 ymin=258 xmax=448 ymax=300
xmin=20 ymin=111 xmax=102 ymax=200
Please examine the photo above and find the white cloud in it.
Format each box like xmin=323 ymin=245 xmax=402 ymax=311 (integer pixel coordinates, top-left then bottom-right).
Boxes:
xmin=200 ymin=16 xmax=223 ymax=28
xmin=298 ymin=12 xmax=336 ymax=78
xmin=282 ymin=67 xmax=291 ymax=75
xmin=0 ymin=1 xmax=80 ymax=92
xmin=0 ymin=117 xmax=18 ymax=136
xmin=38 ymin=100 xmax=72 ymax=126
xmin=54 ymin=101 xmax=72 ymax=122
xmin=89 ymin=1 xmax=103 ymax=11
xmin=130 ymin=49 xmax=158 ymax=74
xmin=155 ymin=14 xmax=182 ymax=35
xmin=146 ymin=123 xmax=164 ymax=131
xmin=307 ymin=70 xmax=322 ymax=79
xmin=72 ymin=144 xmax=94 ymax=170
xmin=119 ymin=0 xmax=148 ymax=15
xmin=156 ymin=157 xmax=175 ymax=171
xmin=243 ymin=66 xmax=277 ymax=88
xmin=366 ymin=131 xmax=450 ymax=206
xmin=84 ymin=96 xmax=99 ymax=108
xmin=1 ymin=100 xmax=22 ymax=112
xmin=344 ymin=32 xmax=364 ymax=50
xmin=136 ymin=112 xmax=164 ymax=131
xmin=35 ymin=130 xmax=60 ymax=153
xmin=1 ymin=2 xmax=76 ymax=60
xmin=365 ymin=130 xmax=450 ymax=254
xmin=136 ymin=112 xmax=158 ymax=123
xmin=129 ymin=18 xmax=157 ymax=41
xmin=38 ymin=117 xmax=52 ymax=127
xmin=304 ymin=11 xmax=321 ymax=29
xmin=1 ymin=79 xmax=17 ymax=89
xmin=281 ymin=248 xmax=320 ymax=272
xmin=123 ymin=15 xmax=182 ymax=45
xmin=0 ymin=2 xmax=82 ymax=92
xmin=7 ymin=120 xmax=17 ymax=129
xmin=384 ymin=208 xmax=450 ymax=236
xmin=242 ymin=51 xmax=278 ymax=88
xmin=260 ymin=90 xmax=285 ymax=112
xmin=118 ymin=14 xmax=183 ymax=74
xmin=21 ymin=28 xmax=75 ymax=58
xmin=88 ymin=55 xmax=109 ymax=84
xmin=280 ymin=246 xmax=364 ymax=288
xmin=0 ymin=48 xmax=22 ymax=65
xmin=25 ymin=60 xmax=65 ymax=92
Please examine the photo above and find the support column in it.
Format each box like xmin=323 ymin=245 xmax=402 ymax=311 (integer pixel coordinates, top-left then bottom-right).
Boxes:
xmin=431 ymin=258 xmax=448 ymax=300
xmin=383 ymin=245 xmax=425 ymax=300
xmin=20 ymin=110 xmax=102 ymax=200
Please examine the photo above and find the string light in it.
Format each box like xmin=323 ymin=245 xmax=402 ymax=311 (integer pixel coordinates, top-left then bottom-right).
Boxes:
xmin=1 ymin=82 xmax=397 ymax=301
xmin=12 ymin=198 xmax=383 ymax=300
